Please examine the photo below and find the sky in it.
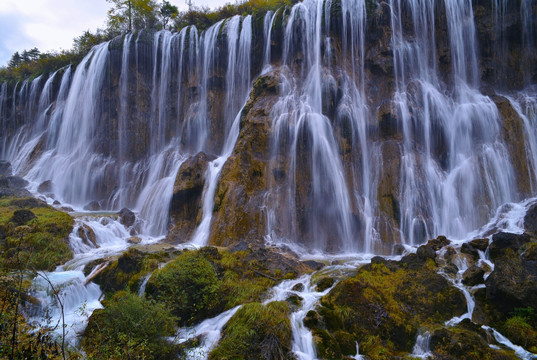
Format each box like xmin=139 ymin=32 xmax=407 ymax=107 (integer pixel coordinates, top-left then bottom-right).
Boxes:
xmin=0 ymin=0 xmax=223 ymax=67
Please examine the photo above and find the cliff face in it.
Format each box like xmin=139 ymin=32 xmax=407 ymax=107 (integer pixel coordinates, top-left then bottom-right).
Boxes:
xmin=1 ymin=0 xmax=536 ymax=253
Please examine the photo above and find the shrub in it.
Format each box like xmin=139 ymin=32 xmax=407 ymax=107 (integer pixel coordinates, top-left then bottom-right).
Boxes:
xmin=82 ymin=291 xmax=177 ymax=360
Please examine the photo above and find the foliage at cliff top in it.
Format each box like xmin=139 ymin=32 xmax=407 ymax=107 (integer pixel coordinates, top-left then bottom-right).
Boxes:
xmin=0 ymin=197 xmax=74 ymax=271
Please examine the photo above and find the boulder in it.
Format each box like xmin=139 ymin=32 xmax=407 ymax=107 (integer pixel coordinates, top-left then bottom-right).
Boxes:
xmin=462 ymin=265 xmax=485 ymax=286
xmin=469 ymin=238 xmax=489 ymax=251
xmin=78 ymin=224 xmax=98 ymax=248
xmin=489 ymin=232 xmax=531 ymax=261
xmin=83 ymin=200 xmax=102 ymax=211
xmin=0 ymin=176 xmax=31 ymax=198
xmin=37 ymin=180 xmax=53 ymax=194
xmin=485 ymin=248 xmax=537 ymax=313
xmin=117 ymin=208 xmax=136 ymax=227
xmin=0 ymin=161 xmax=12 ymax=176
xmin=126 ymin=236 xmax=142 ymax=244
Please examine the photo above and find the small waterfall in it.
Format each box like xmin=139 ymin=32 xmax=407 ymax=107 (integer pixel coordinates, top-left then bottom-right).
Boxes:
xmin=411 ymin=331 xmax=432 ymax=359
xmin=176 ymin=306 xmax=242 ymax=360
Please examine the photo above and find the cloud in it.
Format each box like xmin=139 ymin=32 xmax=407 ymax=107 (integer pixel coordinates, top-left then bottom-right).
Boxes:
xmin=0 ymin=0 xmax=109 ymax=66
xmin=0 ymin=0 xmax=236 ymax=67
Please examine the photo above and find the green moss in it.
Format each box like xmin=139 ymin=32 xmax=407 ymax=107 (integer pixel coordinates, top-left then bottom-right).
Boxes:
xmin=92 ymin=248 xmax=161 ymax=295
xmin=82 ymin=291 xmax=178 ymax=360
xmin=314 ymin=259 xmax=466 ymax=359
xmin=146 ymin=250 xmax=221 ymax=325
xmin=0 ymin=197 xmax=74 ymax=271
xmin=209 ymin=301 xmax=293 ymax=360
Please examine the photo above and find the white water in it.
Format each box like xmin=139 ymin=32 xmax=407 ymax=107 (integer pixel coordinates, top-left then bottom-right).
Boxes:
xmin=411 ymin=331 xmax=432 ymax=359
xmin=175 ymin=305 xmax=242 ymax=360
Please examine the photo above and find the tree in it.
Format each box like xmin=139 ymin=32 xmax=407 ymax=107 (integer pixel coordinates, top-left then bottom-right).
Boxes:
xmin=160 ymin=1 xmax=178 ymax=29
xmin=8 ymin=52 xmax=21 ymax=68
xmin=106 ymin=0 xmax=159 ymax=33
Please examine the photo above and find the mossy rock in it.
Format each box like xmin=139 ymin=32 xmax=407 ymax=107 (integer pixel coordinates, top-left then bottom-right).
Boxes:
xmin=315 ymin=258 xmax=466 ymax=359
xmin=209 ymin=301 xmax=293 ymax=360
xmin=430 ymin=324 xmax=519 ymax=360
xmin=91 ymin=248 xmax=160 ymax=295
xmin=0 ymin=196 xmax=74 ymax=271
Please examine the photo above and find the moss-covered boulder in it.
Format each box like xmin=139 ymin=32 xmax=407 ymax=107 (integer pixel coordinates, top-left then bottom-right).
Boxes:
xmin=209 ymin=301 xmax=293 ymax=360
xmin=145 ymin=249 xmax=222 ymax=324
xmin=430 ymin=322 xmax=518 ymax=360
xmin=311 ymin=257 xmax=466 ymax=359
xmin=90 ymin=248 xmax=161 ymax=295
xmin=0 ymin=197 xmax=73 ymax=271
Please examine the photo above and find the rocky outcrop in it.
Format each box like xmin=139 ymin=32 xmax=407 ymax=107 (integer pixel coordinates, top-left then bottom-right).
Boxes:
xmin=117 ymin=207 xmax=136 ymax=228
xmin=208 ymin=71 xmax=281 ymax=248
xmin=494 ymin=95 xmax=534 ymax=196
xmin=167 ymin=152 xmax=216 ymax=243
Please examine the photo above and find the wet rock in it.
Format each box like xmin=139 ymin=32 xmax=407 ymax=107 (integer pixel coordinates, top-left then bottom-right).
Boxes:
xmin=315 ymin=277 xmax=335 ymax=292
xmin=53 ymin=200 xmax=61 ymax=205
xmin=524 ymin=203 xmax=537 ymax=234
xmin=117 ymin=208 xmax=136 ymax=227
xmin=292 ymin=283 xmax=304 ymax=292
xmin=0 ymin=176 xmax=31 ymax=197
xmin=208 ymin=70 xmax=281 ymax=248
xmin=417 ymin=243 xmax=437 ymax=260
xmin=37 ymin=180 xmax=52 ymax=194
xmin=302 ymin=260 xmax=325 ymax=271
xmin=83 ymin=200 xmax=102 ymax=211
xmin=461 ymin=242 xmax=480 ymax=260
xmin=286 ymin=294 xmax=303 ymax=308
xmin=377 ymin=101 xmax=400 ymax=139
xmin=229 ymin=240 xmax=249 ymax=253
xmin=60 ymin=206 xmax=74 ymax=212
xmin=10 ymin=209 xmax=36 ymax=226
xmin=489 ymin=232 xmax=531 ymax=261
xmin=495 ymin=95 xmax=533 ymax=196
xmin=462 ymin=265 xmax=485 ymax=286
xmin=485 ymin=247 xmax=537 ymax=313
xmin=303 ymin=310 xmax=320 ymax=328
xmin=427 ymin=235 xmax=451 ymax=251
xmin=167 ymin=152 xmax=216 ymax=243
xmin=78 ymin=224 xmax=98 ymax=248
xmin=0 ymin=161 xmax=12 ymax=176
xmin=430 ymin=324 xmax=517 ymax=360
xmin=392 ymin=243 xmax=405 ymax=255
xmin=469 ymin=238 xmax=489 ymax=251
xmin=126 ymin=236 xmax=141 ymax=245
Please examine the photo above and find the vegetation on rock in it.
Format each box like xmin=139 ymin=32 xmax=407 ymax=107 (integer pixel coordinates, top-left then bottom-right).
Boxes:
xmin=82 ymin=290 xmax=177 ymax=360
xmin=209 ymin=301 xmax=293 ymax=360
xmin=0 ymin=197 xmax=74 ymax=271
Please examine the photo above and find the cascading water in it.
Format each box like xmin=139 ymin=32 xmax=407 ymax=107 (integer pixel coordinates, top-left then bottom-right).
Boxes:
xmin=1 ymin=0 xmax=537 ymax=356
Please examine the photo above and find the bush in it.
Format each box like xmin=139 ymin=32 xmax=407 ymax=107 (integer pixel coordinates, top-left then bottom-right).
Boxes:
xmin=82 ymin=291 xmax=177 ymax=360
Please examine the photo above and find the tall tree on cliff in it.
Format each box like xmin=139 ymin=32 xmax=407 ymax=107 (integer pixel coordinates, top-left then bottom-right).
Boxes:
xmin=106 ymin=0 xmax=159 ymax=33
xmin=160 ymin=1 xmax=179 ymax=30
